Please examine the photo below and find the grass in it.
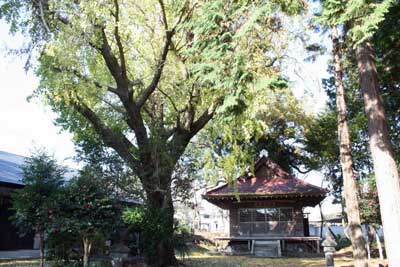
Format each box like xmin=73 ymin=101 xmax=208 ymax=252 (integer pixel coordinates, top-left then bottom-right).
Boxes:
xmin=0 ymin=244 xmax=387 ymax=267
xmin=183 ymin=255 xmax=387 ymax=267
xmin=0 ymin=257 xmax=386 ymax=267
xmin=180 ymin=243 xmax=387 ymax=267
xmin=0 ymin=259 xmax=42 ymax=267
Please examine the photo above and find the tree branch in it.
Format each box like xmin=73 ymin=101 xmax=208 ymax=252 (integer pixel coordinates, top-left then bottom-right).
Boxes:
xmin=289 ymin=163 xmax=312 ymax=174
xmin=112 ymin=0 xmax=128 ymax=82
xmin=158 ymin=87 xmax=179 ymax=113
xmin=72 ymin=99 xmax=138 ymax=168
xmin=136 ymin=28 xmax=174 ymax=108
xmin=157 ymin=0 xmax=169 ymax=30
xmin=98 ymin=27 xmax=129 ymax=90
xmin=95 ymin=27 xmax=149 ymax=149
xmin=54 ymin=65 xmax=119 ymax=95
xmin=38 ymin=0 xmax=51 ymax=34
xmin=135 ymin=1 xmax=195 ymax=108
xmin=189 ymin=100 xmax=220 ymax=137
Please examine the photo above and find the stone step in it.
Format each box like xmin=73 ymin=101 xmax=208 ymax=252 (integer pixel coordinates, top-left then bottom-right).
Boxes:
xmin=253 ymin=240 xmax=281 ymax=257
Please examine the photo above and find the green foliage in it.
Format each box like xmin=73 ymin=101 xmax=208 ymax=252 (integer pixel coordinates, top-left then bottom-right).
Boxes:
xmin=317 ymin=0 xmax=394 ymax=44
xmin=195 ymin=78 xmax=316 ymax=185
xmin=123 ymin=206 xmax=191 ymax=260
xmin=53 ymin=172 xmax=118 ymax=241
xmin=46 ymin=230 xmax=80 ymax=266
xmin=307 ymin=0 xmax=400 ymax=216
xmin=335 ymin=234 xmax=352 ymax=250
xmin=122 ymin=207 xmax=145 ymax=230
xmin=11 ymin=149 xmax=65 ymax=235
xmin=1 ymin=1 xmax=311 ymax=263
xmin=44 ymin=169 xmax=120 ymax=266
xmin=359 ymin=176 xmax=381 ymax=225
xmin=123 ymin=207 xmax=171 ymax=258
xmin=0 ymin=0 xmax=307 ymax=180
xmin=74 ymin=138 xmax=143 ymax=200
xmin=172 ymin=224 xmax=191 ymax=259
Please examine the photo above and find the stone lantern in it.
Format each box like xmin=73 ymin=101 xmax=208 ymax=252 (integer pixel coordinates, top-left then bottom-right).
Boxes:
xmin=321 ymin=228 xmax=337 ymax=267
xmin=110 ymin=242 xmax=130 ymax=267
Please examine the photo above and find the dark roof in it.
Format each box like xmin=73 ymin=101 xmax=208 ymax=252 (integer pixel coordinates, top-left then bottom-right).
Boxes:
xmin=204 ymin=156 xmax=327 ymax=205
xmin=0 ymin=150 xmax=76 ymax=187
xmin=0 ymin=151 xmax=143 ymax=205
xmin=0 ymin=151 xmax=26 ymax=186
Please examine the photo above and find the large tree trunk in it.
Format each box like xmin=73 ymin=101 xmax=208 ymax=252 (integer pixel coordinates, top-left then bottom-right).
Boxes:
xmin=356 ymin=40 xmax=400 ymax=267
xmin=141 ymin=166 xmax=178 ymax=267
xmin=331 ymin=26 xmax=368 ymax=267
xmin=146 ymin=190 xmax=177 ymax=267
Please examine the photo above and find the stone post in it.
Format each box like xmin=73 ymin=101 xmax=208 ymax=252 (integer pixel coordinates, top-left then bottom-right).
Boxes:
xmin=321 ymin=227 xmax=337 ymax=267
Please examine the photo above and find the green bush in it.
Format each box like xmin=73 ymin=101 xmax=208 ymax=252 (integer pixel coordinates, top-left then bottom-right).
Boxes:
xmin=46 ymin=230 xmax=80 ymax=265
xmin=123 ymin=207 xmax=192 ymax=261
xmin=173 ymin=223 xmax=191 ymax=259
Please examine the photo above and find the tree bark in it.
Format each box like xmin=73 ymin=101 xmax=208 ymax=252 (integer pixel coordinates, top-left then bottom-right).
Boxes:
xmin=331 ymin=26 xmax=368 ymax=267
xmin=341 ymin=199 xmax=351 ymax=240
xmin=83 ymin=237 xmax=92 ymax=267
xmin=356 ymin=40 xmax=400 ymax=267
xmin=140 ymin=165 xmax=178 ymax=267
xmin=146 ymin=189 xmax=177 ymax=267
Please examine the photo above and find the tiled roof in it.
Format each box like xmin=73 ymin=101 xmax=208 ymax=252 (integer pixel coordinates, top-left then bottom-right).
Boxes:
xmin=205 ymin=156 xmax=327 ymax=198
xmin=0 ymin=150 xmax=76 ymax=187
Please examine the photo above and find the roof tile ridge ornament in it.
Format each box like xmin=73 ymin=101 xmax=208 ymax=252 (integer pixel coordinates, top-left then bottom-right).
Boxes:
xmin=254 ymin=155 xmax=293 ymax=180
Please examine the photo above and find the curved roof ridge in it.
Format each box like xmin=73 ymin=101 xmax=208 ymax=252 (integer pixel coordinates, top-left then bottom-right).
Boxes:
xmin=205 ymin=156 xmax=327 ymax=196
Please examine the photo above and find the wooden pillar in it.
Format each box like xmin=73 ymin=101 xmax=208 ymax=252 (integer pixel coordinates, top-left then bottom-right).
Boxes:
xmin=277 ymin=240 xmax=282 ymax=257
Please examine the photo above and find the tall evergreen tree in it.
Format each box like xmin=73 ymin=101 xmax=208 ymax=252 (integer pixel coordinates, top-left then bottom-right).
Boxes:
xmin=344 ymin=2 xmax=400 ymax=265
xmin=331 ymin=24 xmax=368 ymax=267
xmin=11 ymin=149 xmax=65 ymax=267
xmin=317 ymin=1 xmax=400 ymax=265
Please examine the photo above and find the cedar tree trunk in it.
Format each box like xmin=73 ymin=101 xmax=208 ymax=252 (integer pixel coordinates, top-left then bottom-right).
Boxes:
xmin=356 ymin=41 xmax=400 ymax=267
xmin=331 ymin=26 xmax=368 ymax=267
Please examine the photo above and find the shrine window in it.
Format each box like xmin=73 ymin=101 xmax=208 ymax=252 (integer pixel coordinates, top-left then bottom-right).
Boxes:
xmin=239 ymin=208 xmax=252 ymax=222
xmin=238 ymin=208 xmax=293 ymax=222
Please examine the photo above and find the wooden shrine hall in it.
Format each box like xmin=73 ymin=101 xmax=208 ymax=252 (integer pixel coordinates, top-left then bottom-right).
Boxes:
xmin=203 ymin=155 xmax=327 ymax=257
